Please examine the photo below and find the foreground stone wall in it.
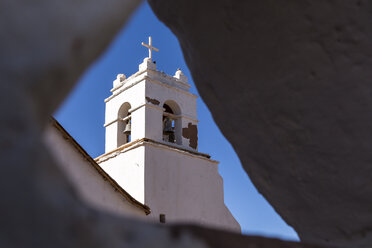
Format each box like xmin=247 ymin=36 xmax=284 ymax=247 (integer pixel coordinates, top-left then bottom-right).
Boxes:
xmin=148 ymin=1 xmax=372 ymax=247
xmin=0 ymin=0 xmax=328 ymax=247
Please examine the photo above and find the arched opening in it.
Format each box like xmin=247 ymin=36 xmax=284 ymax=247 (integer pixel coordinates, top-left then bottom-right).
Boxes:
xmin=117 ymin=102 xmax=132 ymax=146
xmin=162 ymin=100 xmax=181 ymax=144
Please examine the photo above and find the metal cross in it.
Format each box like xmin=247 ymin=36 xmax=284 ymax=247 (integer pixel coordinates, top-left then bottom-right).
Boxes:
xmin=141 ymin=36 xmax=159 ymax=59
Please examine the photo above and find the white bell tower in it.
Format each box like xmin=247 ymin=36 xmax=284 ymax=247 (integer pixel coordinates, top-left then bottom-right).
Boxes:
xmin=96 ymin=37 xmax=240 ymax=232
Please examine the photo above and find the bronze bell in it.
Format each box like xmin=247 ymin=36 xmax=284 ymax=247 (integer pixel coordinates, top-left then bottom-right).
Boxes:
xmin=123 ymin=122 xmax=131 ymax=134
xmin=163 ymin=117 xmax=174 ymax=134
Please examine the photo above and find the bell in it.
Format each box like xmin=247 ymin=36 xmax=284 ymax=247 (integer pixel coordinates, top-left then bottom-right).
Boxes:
xmin=163 ymin=117 xmax=174 ymax=134
xmin=123 ymin=122 xmax=131 ymax=134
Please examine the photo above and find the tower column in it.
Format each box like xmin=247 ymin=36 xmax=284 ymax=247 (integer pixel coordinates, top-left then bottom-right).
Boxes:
xmin=129 ymin=103 xmax=163 ymax=142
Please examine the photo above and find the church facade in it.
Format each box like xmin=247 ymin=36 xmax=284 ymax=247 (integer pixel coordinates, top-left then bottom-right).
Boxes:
xmin=45 ymin=37 xmax=240 ymax=232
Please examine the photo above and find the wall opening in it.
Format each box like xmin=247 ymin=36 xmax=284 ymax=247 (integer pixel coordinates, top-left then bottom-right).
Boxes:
xmin=162 ymin=100 xmax=181 ymax=145
xmin=159 ymin=214 xmax=166 ymax=224
xmin=117 ymin=102 xmax=131 ymax=147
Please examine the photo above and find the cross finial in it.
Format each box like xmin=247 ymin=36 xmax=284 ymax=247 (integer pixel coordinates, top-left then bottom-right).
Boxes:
xmin=141 ymin=36 xmax=159 ymax=60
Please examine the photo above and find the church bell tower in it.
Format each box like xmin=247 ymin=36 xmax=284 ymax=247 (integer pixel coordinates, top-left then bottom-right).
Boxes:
xmin=96 ymin=37 xmax=240 ymax=232
xmin=103 ymin=36 xmax=198 ymax=154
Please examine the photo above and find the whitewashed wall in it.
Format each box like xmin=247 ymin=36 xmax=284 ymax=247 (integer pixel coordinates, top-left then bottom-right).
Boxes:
xmin=43 ymin=125 xmax=147 ymax=219
xmin=98 ymin=140 xmax=240 ymax=232
xmin=99 ymin=146 xmax=146 ymax=204
xmin=144 ymin=143 xmax=241 ymax=233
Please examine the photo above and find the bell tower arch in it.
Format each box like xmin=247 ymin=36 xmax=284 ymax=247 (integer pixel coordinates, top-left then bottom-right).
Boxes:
xmin=117 ymin=102 xmax=131 ymax=146
xmin=162 ymin=100 xmax=182 ymax=145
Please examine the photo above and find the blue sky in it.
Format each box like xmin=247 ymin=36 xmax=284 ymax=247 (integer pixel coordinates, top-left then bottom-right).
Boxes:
xmin=55 ymin=1 xmax=298 ymax=240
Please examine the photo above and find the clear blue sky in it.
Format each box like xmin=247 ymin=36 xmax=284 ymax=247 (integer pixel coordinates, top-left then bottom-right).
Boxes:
xmin=55 ymin=1 xmax=298 ymax=241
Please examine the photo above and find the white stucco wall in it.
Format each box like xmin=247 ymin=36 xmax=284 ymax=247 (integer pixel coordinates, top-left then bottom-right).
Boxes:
xmin=99 ymin=146 xmax=146 ymax=204
xmin=43 ymin=125 xmax=146 ymax=219
xmin=144 ymin=143 xmax=241 ymax=233
xmin=98 ymin=140 xmax=240 ymax=232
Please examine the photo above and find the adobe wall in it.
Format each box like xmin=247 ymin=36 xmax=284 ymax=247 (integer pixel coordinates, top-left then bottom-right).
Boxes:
xmin=43 ymin=125 xmax=146 ymax=219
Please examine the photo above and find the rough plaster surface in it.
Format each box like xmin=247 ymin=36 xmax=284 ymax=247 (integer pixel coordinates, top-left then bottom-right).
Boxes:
xmin=0 ymin=0 xmax=326 ymax=247
xmin=148 ymin=0 xmax=372 ymax=247
xmin=182 ymin=122 xmax=198 ymax=149
xmin=43 ymin=125 xmax=147 ymax=219
xmin=146 ymin=96 xmax=161 ymax=105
